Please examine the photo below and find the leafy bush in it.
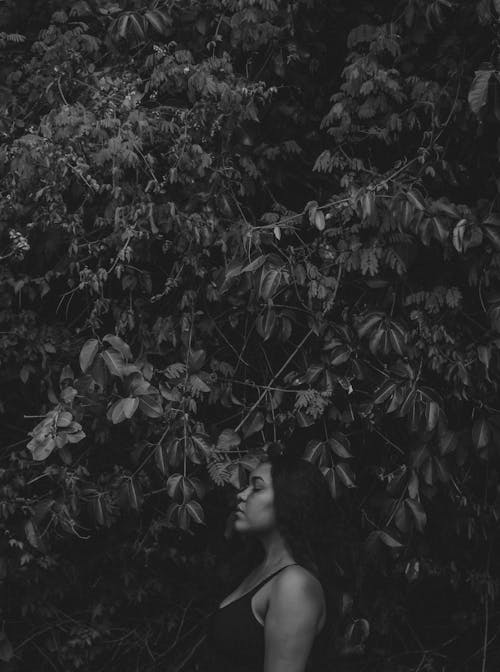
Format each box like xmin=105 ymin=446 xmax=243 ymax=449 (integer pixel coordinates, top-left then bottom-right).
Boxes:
xmin=1 ymin=0 xmax=500 ymax=670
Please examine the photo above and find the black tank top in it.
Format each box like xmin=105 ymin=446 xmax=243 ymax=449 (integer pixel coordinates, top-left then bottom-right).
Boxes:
xmin=206 ymin=564 xmax=327 ymax=672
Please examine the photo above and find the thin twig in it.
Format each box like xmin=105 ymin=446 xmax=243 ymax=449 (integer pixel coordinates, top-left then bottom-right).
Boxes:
xmin=169 ymin=633 xmax=206 ymax=672
xmin=234 ymin=329 xmax=313 ymax=433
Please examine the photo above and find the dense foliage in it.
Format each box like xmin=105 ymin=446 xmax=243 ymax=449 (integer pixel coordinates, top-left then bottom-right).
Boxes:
xmin=2 ymin=0 xmax=500 ymax=669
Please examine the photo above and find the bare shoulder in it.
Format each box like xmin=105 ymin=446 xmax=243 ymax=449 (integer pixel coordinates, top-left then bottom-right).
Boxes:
xmin=271 ymin=565 xmax=324 ymax=606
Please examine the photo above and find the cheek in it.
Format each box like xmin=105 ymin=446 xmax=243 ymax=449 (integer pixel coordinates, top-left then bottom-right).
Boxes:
xmin=249 ymin=495 xmax=276 ymax=525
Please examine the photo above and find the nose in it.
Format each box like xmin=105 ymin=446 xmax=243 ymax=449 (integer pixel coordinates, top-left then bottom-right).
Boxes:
xmin=237 ymin=485 xmax=251 ymax=503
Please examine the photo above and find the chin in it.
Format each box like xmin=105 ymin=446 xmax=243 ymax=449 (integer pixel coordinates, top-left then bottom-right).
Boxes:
xmin=233 ymin=518 xmax=249 ymax=533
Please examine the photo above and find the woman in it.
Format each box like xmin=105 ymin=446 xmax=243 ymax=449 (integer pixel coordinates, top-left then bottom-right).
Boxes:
xmin=206 ymin=444 xmax=337 ymax=672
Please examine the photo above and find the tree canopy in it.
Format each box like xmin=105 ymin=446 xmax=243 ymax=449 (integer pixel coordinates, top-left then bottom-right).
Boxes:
xmin=1 ymin=0 xmax=500 ymax=670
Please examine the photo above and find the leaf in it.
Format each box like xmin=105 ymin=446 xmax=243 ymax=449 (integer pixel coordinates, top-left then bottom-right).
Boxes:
xmin=128 ymin=13 xmax=146 ymax=41
xmin=335 ymin=463 xmax=356 ymax=488
xmin=102 ymin=349 xmax=124 ymax=378
xmin=373 ymin=380 xmax=398 ymax=405
xmin=378 ymin=531 xmax=403 ymax=548
xmin=122 ymin=397 xmax=139 ymax=419
xmin=452 ymin=219 xmax=467 ymax=252
xmin=80 ymin=339 xmax=99 ymax=372
xmin=468 ymin=69 xmax=493 ymax=115
xmin=189 ymin=374 xmax=211 ymax=395
xmin=155 ymin=443 xmax=168 ymax=475
xmin=207 ymin=459 xmax=231 ymax=486
xmin=357 ymin=312 xmax=384 ymax=338
xmin=56 ymin=411 xmax=73 ymax=428
xmin=127 ymin=479 xmax=140 ymax=510
xmin=186 ymin=500 xmax=205 ymax=524
xmin=188 ymin=348 xmax=206 ymax=372
xmin=406 ymin=498 xmax=427 ymax=532
xmin=407 ymin=190 xmax=425 ymax=211
xmin=321 ymin=467 xmax=337 ymax=498
xmin=330 ymin=345 xmax=351 ymax=367
xmin=242 ymin=410 xmax=265 ymax=438
xmin=217 ymin=429 xmax=241 ymax=451
xmin=259 ymin=268 xmax=281 ymax=300
xmin=0 ymin=632 xmax=13 ymax=663
xmin=145 ymin=9 xmax=172 ymax=35
xmin=167 ymin=474 xmax=188 ymax=500
xmin=408 ymin=470 xmax=419 ymax=499
xmin=425 ymin=400 xmax=440 ymax=431
xmin=24 ymin=519 xmax=39 ymax=549
xmin=329 ymin=433 xmax=353 ymax=459
xmin=242 ymin=255 xmax=266 ymax=273
xmin=108 ymin=399 xmax=127 ymax=424
xmin=304 ymin=440 xmax=327 ymax=464
xmin=103 ymin=334 xmax=132 ymax=360
xmin=138 ymin=394 xmax=163 ymax=418
xmin=27 ymin=435 xmax=56 ymax=461
xmin=191 ymin=434 xmax=212 ymax=457
xmin=59 ymin=365 xmax=74 ymax=385
xmin=314 ymin=210 xmax=326 ymax=231
xmin=472 ymin=416 xmax=490 ymax=449
xmin=60 ymin=386 xmax=77 ymax=404
xmin=439 ymin=429 xmax=458 ymax=456
xmin=256 ymin=309 xmax=276 ymax=340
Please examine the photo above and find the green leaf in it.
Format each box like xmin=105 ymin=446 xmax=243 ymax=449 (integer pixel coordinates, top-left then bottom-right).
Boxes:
xmin=186 ymin=500 xmax=205 ymax=524
xmin=321 ymin=466 xmax=337 ymax=498
xmin=80 ymin=339 xmax=99 ymax=372
xmin=103 ymin=334 xmax=132 ymax=361
xmin=439 ymin=429 xmax=458 ymax=456
xmin=56 ymin=411 xmax=73 ymax=428
xmin=155 ymin=443 xmax=168 ymax=476
xmin=242 ymin=255 xmax=266 ymax=273
xmin=472 ymin=416 xmax=490 ymax=449
xmin=406 ymin=498 xmax=427 ymax=532
xmin=27 ymin=435 xmax=56 ymax=461
xmin=138 ymin=394 xmax=163 ymax=418
xmin=256 ymin=309 xmax=276 ymax=340
xmin=304 ymin=440 xmax=327 ymax=464
xmin=242 ymin=410 xmax=265 ymax=438
xmin=378 ymin=531 xmax=403 ymax=548
xmin=217 ymin=429 xmax=241 ymax=451
xmin=329 ymin=433 xmax=353 ymax=459
xmin=330 ymin=345 xmax=351 ymax=367
xmin=425 ymin=400 xmax=440 ymax=431
xmin=144 ymin=9 xmax=172 ymax=35
xmin=108 ymin=399 xmax=127 ymax=424
xmin=259 ymin=268 xmax=281 ymax=301
xmin=373 ymin=380 xmax=398 ymax=405
xmin=122 ymin=397 xmax=139 ymax=419
xmin=0 ymin=632 xmax=13 ymax=663
xmin=335 ymin=463 xmax=356 ymax=488
xmin=188 ymin=349 xmax=206 ymax=372
xmin=468 ymin=69 xmax=493 ymax=115
xmin=102 ymin=349 xmax=124 ymax=378
xmin=189 ymin=374 xmax=211 ymax=395
xmin=24 ymin=519 xmax=40 ymax=548
xmin=357 ymin=312 xmax=384 ymax=338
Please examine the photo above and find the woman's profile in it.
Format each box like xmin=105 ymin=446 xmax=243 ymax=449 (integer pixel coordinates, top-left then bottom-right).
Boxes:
xmin=206 ymin=443 xmax=337 ymax=672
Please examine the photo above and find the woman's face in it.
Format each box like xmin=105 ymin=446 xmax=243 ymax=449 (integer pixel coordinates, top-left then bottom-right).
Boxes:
xmin=234 ymin=461 xmax=277 ymax=535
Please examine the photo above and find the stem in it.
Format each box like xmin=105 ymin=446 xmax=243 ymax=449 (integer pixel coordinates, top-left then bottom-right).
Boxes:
xmin=234 ymin=328 xmax=313 ymax=432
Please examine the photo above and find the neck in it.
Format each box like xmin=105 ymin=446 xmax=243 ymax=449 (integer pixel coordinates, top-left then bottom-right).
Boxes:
xmin=257 ymin=530 xmax=294 ymax=570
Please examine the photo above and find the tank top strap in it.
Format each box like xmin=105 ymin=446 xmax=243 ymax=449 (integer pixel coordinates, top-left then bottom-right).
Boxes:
xmin=248 ymin=563 xmax=298 ymax=595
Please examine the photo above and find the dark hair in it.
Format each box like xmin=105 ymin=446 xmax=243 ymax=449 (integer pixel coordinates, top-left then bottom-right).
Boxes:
xmin=266 ymin=450 xmax=337 ymax=579
xmin=266 ymin=450 xmax=342 ymax=667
